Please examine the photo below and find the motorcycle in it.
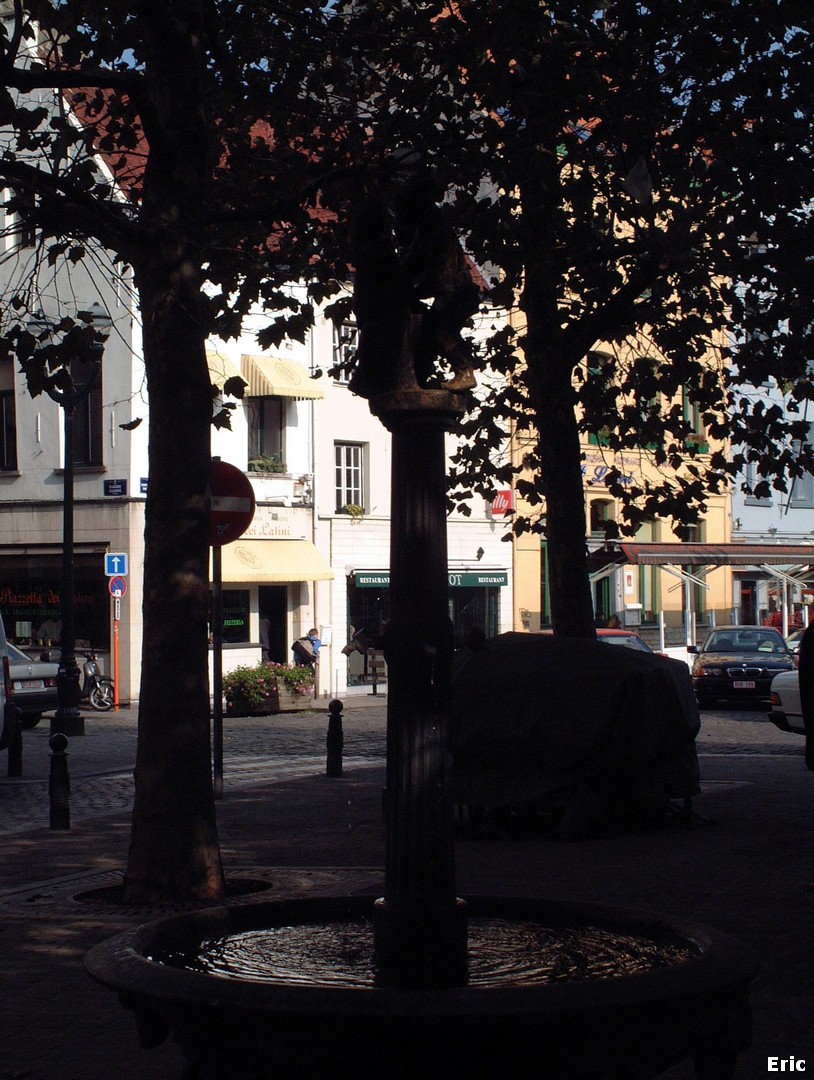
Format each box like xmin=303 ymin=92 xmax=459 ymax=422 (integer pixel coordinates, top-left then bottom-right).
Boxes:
xmin=81 ymin=650 xmax=115 ymax=711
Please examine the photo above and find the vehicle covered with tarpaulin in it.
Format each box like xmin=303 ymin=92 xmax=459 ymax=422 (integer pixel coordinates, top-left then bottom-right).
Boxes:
xmin=450 ymin=632 xmax=700 ymax=839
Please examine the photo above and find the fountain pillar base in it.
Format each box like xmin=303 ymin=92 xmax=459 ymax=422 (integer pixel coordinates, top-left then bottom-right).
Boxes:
xmin=373 ymin=895 xmax=468 ymax=988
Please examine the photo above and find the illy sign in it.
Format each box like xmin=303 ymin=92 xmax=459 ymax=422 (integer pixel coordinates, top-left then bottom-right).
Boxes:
xmin=490 ymin=490 xmax=514 ymax=516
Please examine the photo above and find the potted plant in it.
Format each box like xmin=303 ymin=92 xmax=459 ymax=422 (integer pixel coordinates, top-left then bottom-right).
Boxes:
xmin=222 ymin=663 xmax=279 ymax=716
xmin=247 ymin=454 xmax=287 ymax=474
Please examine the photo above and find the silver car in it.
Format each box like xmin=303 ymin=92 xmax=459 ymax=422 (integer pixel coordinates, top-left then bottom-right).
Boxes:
xmin=7 ymin=643 xmax=59 ymax=729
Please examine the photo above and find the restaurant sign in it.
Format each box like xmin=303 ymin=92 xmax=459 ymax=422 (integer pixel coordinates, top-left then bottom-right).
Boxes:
xmin=354 ymin=571 xmax=507 ymax=589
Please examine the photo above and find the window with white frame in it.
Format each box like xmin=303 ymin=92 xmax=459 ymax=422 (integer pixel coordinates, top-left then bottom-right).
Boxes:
xmin=744 ymin=459 xmax=772 ymax=505
xmin=790 ymin=423 xmax=814 ymax=507
xmin=10 ymin=187 xmax=36 ymax=249
xmin=247 ymin=396 xmax=285 ymax=471
xmin=331 ymin=322 xmax=357 ymax=384
xmin=72 ymin=357 xmax=103 ymax=466
xmin=335 ymin=442 xmax=365 ymax=512
xmin=0 ymin=358 xmax=16 ymax=471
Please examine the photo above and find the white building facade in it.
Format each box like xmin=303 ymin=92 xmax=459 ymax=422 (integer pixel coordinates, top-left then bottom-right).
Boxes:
xmin=0 ymin=235 xmax=512 ymax=701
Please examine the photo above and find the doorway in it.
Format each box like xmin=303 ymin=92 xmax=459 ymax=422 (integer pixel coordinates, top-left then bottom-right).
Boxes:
xmin=259 ymin=585 xmax=288 ymax=663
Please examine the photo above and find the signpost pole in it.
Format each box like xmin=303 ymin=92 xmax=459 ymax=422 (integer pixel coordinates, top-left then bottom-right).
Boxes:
xmin=212 ymin=543 xmax=224 ymax=800
xmin=209 ymin=458 xmax=256 ymax=801
xmin=113 ymin=598 xmax=120 ymax=710
xmin=107 ymin=575 xmax=127 ymax=709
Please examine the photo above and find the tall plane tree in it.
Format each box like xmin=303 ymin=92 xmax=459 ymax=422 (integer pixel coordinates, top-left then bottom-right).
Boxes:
xmin=0 ymin=2 xmax=341 ymax=903
xmin=325 ymin=1 xmax=814 ymax=637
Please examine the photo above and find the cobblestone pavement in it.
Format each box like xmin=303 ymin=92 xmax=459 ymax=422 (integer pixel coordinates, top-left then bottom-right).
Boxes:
xmin=0 ymin=697 xmax=800 ymax=835
xmin=0 ymin=699 xmax=388 ymax=835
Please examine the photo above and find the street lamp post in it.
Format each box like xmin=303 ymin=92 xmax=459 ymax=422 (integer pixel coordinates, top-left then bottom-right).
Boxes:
xmin=39 ymin=304 xmax=112 ymax=737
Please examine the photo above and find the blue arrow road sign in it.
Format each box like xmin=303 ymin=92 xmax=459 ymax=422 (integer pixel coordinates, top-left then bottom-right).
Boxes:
xmin=105 ymin=552 xmax=128 ymax=577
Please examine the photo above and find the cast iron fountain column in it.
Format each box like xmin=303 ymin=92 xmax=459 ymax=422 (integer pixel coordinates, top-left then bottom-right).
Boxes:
xmin=371 ymin=389 xmax=468 ymax=988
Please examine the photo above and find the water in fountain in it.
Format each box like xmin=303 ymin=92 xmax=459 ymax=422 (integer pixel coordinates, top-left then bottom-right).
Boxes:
xmin=153 ymin=915 xmax=693 ymax=989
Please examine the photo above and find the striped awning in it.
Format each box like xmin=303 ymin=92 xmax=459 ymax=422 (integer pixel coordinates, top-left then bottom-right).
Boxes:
xmin=206 ymin=351 xmax=244 ymax=391
xmin=212 ymin=539 xmax=334 ymax=583
xmin=241 ymin=355 xmax=324 ymax=400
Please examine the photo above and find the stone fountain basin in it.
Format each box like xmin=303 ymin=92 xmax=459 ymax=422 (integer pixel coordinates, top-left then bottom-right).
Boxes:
xmin=85 ymin=894 xmax=756 ymax=1080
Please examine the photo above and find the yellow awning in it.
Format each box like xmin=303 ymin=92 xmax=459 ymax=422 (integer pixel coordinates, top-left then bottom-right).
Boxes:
xmin=212 ymin=539 xmax=334 ymax=583
xmin=206 ymin=350 xmax=244 ymax=390
xmin=241 ymin=354 xmax=324 ymax=400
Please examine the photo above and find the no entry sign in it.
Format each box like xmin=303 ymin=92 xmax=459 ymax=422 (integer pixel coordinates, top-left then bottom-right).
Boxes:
xmin=210 ymin=459 xmax=256 ymax=546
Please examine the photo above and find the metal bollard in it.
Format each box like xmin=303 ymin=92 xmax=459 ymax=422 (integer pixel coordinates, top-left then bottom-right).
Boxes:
xmin=1 ymin=702 xmax=22 ymax=777
xmin=326 ymin=698 xmax=344 ymax=777
xmin=49 ymin=732 xmax=70 ymax=830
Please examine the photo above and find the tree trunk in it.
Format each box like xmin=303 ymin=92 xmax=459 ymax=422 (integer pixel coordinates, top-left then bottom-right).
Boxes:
xmin=122 ymin=4 xmax=225 ymax=904
xmin=532 ymin=360 xmax=596 ymax=638
xmin=123 ymin=265 xmax=224 ymax=905
xmin=520 ymin=154 xmax=596 ymax=640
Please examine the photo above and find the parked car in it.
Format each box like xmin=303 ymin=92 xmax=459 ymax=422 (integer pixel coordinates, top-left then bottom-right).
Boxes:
xmin=786 ymin=627 xmax=806 ymax=656
xmin=539 ymin=628 xmax=662 ymax=654
xmin=7 ymin=643 xmax=59 ymax=729
xmin=689 ymin=626 xmax=796 ymax=707
xmin=769 ymin=669 xmax=804 ymax=735
xmin=595 ymin=628 xmax=669 ymax=656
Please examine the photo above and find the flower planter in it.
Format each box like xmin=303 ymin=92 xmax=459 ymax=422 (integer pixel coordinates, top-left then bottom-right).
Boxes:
xmin=274 ymin=685 xmax=311 ymax=712
xmin=223 ymin=662 xmax=313 ymax=716
xmin=225 ymin=694 xmax=277 ymax=718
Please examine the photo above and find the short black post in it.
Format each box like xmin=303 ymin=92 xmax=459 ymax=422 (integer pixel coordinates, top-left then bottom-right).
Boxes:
xmin=1 ymin=702 xmax=22 ymax=777
xmin=326 ymin=698 xmax=344 ymax=777
xmin=7 ymin=707 xmax=22 ymax=778
xmin=49 ymin=732 xmax=70 ymax=830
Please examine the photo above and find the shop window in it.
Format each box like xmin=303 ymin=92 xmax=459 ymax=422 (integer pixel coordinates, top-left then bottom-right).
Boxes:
xmin=72 ymin=357 xmax=103 ymax=466
xmin=247 ymin=396 xmax=285 ymax=470
xmin=335 ymin=442 xmax=366 ymax=513
xmin=221 ymin=590 xmax=250 ymax=643
xmin=0 ymin=551 xmax=109 ymax=649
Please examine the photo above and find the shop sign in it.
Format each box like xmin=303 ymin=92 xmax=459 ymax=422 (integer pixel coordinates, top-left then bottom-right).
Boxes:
xmin=243 ymin=506 xmax=293 ymax=539
xmin=354 ymin=571 xmax=508 ymax=589
xmin=490 ymin=490 xmax=514 ymax=516
xmin=581 ymin=453 xmax=636 ymax=487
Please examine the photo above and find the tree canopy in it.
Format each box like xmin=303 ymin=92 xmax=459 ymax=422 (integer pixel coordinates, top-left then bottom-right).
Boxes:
xmin=323 ymin=0 xmax=814 ymax=633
